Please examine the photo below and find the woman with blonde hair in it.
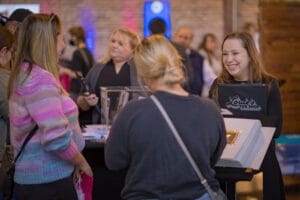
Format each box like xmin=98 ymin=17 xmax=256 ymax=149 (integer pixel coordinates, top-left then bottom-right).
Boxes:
xmin=209 ymin=32 xmax=285 ymax=200
xmin=105 ymin=35 xmax=226 ymax=200
xmin=77 ymin=27 xmax=142 ymax=125
xmin=8 ymin=13 xmax=92 ymax=199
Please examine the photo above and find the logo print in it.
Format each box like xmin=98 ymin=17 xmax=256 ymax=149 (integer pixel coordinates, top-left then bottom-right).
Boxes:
xmin=225 ymin=95 xmax=262 ymax=112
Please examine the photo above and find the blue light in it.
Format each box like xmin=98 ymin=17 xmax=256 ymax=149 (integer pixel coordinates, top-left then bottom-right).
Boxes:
xmin=144 ymin=0 xmax=172 ymax=39
xmin=80 ymin=7 xmax=95 ymax=54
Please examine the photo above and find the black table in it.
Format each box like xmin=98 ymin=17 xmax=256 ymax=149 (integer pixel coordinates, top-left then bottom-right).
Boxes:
xmin=83 ymin=140 xmax=259 ymax=200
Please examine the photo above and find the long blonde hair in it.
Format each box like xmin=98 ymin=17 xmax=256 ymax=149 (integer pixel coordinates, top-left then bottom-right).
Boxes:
xmin=100 ymin=27 xmax=140 ymax=64
xmin=8 ymin=13 xmax=64 ymax=96
xmin=134 ymin=35 xmax=185 ymax=86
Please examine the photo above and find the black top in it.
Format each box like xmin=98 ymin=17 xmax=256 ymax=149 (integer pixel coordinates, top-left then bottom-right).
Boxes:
xmin=71 ymin=48 xmax=94 ymax=77
xmin=105 ymin=91 xmax=226 ymax=200
xmin=209 ymin=78 xmax=285 ymax=200
xmin=70 ymin=48 xmax=94 ymax=95
xmin=188 ymin=49 xmax=204 ymax=95
xmin=209 ymin=77 xmax=282 ymax=138
xmin=95 ymin=61 xmax=131 ymax=97
xmin=95 ymin=61 xmax=131 ymax=122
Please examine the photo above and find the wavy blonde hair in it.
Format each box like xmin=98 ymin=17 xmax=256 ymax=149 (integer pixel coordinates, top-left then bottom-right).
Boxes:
xmin=8 ymin=13 xmax=65 ymax=96
xmin=100 ymin=27 xmax=140 ymax=64
xmin=134 ymin=35 xmax=185 ymax=85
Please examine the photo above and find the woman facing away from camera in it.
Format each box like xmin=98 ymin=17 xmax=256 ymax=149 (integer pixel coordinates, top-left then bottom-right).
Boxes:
xmin=76 ymin=27 xmax=142 ymax=125
xmin=105 ymin=35 xmax=226 ymax=200
xmin=7 ymin=14 xmax=92 ymax=200
xmin=209 ymin=32 xmax=285 ymax=200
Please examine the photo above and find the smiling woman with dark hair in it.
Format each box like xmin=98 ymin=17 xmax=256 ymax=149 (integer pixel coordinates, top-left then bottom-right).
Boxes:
xmin=209 ymin=31 xmax=285 ymax=200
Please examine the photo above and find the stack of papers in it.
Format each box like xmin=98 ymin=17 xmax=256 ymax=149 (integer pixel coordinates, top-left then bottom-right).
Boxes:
xmin=217 ymin=118 xmax=275 ymax=170
xmin=82 ymin=125 xmax=110 ymax=141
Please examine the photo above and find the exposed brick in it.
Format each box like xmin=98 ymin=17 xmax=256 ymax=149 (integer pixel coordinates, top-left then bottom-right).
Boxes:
xmin=0 ymin=0 xmax=258 ymax=59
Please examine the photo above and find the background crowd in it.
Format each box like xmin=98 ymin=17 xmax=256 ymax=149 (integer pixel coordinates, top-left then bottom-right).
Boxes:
xmin=0 ymin=8 xmax=284 ymax=200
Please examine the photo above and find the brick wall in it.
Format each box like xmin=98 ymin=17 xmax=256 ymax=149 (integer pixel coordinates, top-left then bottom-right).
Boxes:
xmin=238 ymin=0 xmax=259 ymax=30
xmin=4 ymin=1 xmax=299 ymax=133
xmin=0 ymin=0 xmax=259 ymax=60
xmin=259 ymin=2 xmax=300 ymax=133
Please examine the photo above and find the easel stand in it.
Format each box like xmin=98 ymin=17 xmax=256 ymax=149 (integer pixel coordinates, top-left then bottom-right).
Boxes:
xmin=215 ymin=167 xmax=259 ymax=200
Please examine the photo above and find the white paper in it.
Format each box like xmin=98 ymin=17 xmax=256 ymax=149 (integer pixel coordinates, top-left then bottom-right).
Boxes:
xmin=82 ymin=125 xmax=110 ymax=141
xmin=217 ymin=118 xmax=275 ymax=170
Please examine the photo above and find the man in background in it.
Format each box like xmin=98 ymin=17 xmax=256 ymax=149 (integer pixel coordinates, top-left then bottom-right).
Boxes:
xmin=174 ymin=27 xmax=204 ymax=95
xmin=149 ymin=18 xmax=196 ymax=94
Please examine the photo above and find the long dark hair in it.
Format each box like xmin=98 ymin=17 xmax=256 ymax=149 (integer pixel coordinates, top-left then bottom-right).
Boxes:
xmin=198 ymin=33 xmax=217 ymax=65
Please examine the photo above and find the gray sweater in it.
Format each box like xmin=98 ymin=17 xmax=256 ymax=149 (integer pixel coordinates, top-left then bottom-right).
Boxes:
xmin=105 ymin=91 xmax=226 ymax=200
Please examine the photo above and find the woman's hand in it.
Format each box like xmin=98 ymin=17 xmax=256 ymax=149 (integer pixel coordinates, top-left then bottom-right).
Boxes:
xmin=77 ymin=93 xmax=98 ymax=111
xmin=84 ymin=93 xmax=98 ymax=106
xmin=77 ymin=160 xmax=93 ymax=177
xmin=71 ymin=152 xmax=93 ymax=177
xmin=221 ymin=108 xmax=233 ymax=115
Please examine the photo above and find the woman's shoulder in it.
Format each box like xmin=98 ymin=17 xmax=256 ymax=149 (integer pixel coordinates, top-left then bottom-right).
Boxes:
xmin=122 ymin=97 xmax=151 ymax=111
xmin=87 ymin=61 xmax=107 ymax=75
xmin=113 ymin=97 xmax=152 ymax=123
xmin=198 ymin=49 xmax=206 ymax=57
xmin=191 ymin=95 xmax=220 ymax=110
xmin=32 ymin=65 xmax=58 ymax=85
xmin=261 ymin=74 xmax=279 ymax=88
xmin=85 ymin=62 xmax=106 ymax=81
xmin=17 ymin=63 xmax=59 ymax=95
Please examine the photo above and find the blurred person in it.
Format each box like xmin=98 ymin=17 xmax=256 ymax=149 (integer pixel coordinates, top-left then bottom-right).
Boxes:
xmin=209 ymin=32 xmax=285 ymax=200
xmin=67 ymin=26 xmax=94 ymax=97
xmin=0 ymin=15 xmax=8 ymax=26
xmin=174 ymin=27 xmax=216 ymax=97
xmin=105 ymin=35 xmax=226 ymax=200
xmin=198 ymin=33 xmax=222 ymax=76
xmin=7 ymin=13 xmax=92 ymax=200
xmin=0 ymin=26 xmax=14 ymax=154
xmin=148 ymin=18 xmax=195 ymax=94
xmin=242 ymin=22 xmax=260 ymax=52
xmin=76 ymin=27 xmax=142 ymax=125
xmin=0 ymin=27 xmax=15 ymax=198
xmin=2 ymin=8 xmax=33 ymax=72
xmin=5 ymin=8 xmax=32 ymax=35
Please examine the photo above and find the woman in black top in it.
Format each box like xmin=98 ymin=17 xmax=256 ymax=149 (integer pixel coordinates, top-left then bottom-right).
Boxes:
xmin=209 ymin=32 xmax=285 ymax=200
xmin=76 ymin=28 xmax=141 ymax=124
